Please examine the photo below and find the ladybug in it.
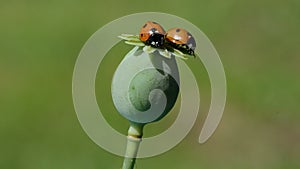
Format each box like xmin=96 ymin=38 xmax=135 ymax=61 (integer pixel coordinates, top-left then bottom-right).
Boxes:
xmin=139 ymin=21 xmax=166 ymax=48
xmin=166 ymin=28 xmax=196 ymax=55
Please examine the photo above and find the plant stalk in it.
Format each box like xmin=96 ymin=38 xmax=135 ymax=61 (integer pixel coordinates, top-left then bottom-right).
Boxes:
xmin=122 ymin=122 xmax=144 ymax=169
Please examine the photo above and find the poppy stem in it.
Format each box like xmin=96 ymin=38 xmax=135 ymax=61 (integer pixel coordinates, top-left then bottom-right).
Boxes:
xmin=121 ymin=122 xmax=144 ymax=169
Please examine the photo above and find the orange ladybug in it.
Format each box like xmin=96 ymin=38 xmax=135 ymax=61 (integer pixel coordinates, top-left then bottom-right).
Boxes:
xmin=166 ymin=28 xmax=196 ymax=55
xmin=139 ymin=21 xmax=166 ymax=48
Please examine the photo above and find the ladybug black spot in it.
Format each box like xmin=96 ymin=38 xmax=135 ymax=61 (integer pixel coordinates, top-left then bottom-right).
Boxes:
xmin=176 ymin=29 xmax=181 ymax=32
xmin=143 ymin=24 xmax=147 ymax=28
xmin=140 ymin=34 xmax=143 ymax=37
xmin=150 ymin=28 xmax=158 ymax=33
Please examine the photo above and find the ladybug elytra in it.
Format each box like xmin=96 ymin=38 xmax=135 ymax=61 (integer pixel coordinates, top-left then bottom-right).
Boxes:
xmin=139 ymin=21 xmax=166 ymax=48
xmin=165 ymin=28 xmax=196 ymax=55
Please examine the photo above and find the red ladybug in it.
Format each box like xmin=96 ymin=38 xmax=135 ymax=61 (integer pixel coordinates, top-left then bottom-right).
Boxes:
xmin=166 ymin=28 xmax=196 ymax=55
xmin=139 ymin=21 xmax=166 ymax=48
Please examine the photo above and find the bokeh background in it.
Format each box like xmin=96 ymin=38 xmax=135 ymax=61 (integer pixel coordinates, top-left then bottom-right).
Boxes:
xmin=1 ymin=0 xmax=299 ymax=169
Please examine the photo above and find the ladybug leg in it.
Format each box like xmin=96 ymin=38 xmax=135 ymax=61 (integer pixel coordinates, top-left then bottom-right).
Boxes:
xmin=192 ymin=52 xmax=198 ymax=58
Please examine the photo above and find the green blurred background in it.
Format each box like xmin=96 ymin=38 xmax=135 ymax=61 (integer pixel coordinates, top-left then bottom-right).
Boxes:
xmin=1 ymin=0 xmax=299 ymax=168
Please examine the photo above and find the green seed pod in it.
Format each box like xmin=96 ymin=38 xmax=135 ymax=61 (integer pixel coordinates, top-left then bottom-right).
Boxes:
xmin=111 ymin=46 xmax=180 ymax=125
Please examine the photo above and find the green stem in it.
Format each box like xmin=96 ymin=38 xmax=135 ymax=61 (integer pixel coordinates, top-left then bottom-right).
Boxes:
xmin=122 ymin=122 xmax=144 ymax=169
